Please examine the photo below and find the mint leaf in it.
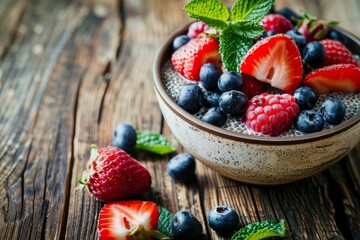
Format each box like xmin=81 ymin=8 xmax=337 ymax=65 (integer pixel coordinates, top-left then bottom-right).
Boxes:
xmin=231 ymin=0 xmax=274 ymax=22
xmin=231 ymin=219 xmax=286 ymax=240
xmin=158 ymin=206 xmax=174 ymax=239
xmin=136 ymin=131 xmax=176 ymax=155
xmin=219 ymin=25 xmax=254 ymax=72
xmin=232 ymin=20 xmax=264 ymax=38
xmin=184 ymin=0 xmax=229 ymax=30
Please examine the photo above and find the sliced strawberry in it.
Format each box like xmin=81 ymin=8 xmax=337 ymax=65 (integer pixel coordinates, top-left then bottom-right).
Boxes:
xmin=98 ymin=200 xmax=163 ymax=240
xmin=240 ymin=34 xmax=303 ymax=94
xmin=171 ymin=34 xmax=220 ymax=81
xmin=320 ymin=39 xmax=359 ymax=66
xmin=303 ymin=64 xmax=360 ymax=93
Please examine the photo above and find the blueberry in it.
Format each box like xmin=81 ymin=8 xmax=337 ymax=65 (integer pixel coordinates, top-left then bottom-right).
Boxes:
xmin=294 ymin=110 xmax=324 ymax=133
xmin=172 ymin=210 xmax=203 ymax=239
xmin=286 ymin=29 xmax=306 ymax=51
xmin=266 ymin=30 xmax=278 ymax=37
xmin=172 ymin=35 xmax=191 ymax=51
xmin=199 ymin=63 xmax=222 ymax=91
xmin=112 ymin=123 xmax=137 ymax=153
xmin=328 ymin=29 xmax=348 ymax=45
xmin=320 ymin=98 xmax=346 ymax=124
xmin=277 ymin=8 xmax=302 ymax=25
xmin=207 ymin=205 xmax=240 ymax=237
xmin=302 ymin=41 xmax=326 ymax=69
xmin=202 ymin=90 xmax=220 ymax=108
xmin=219 ymin=90 xmax=248 ymax=116
xmin=218 ymin=72 xmax=243 ymax=92
xmin=201 ymin=107 xmax=227 ymax=127
xmin=167 ymin=153 xmax=196 ymax=182
xmin=293 ymin=86 xmax=318 ymax=110
xmin=177 ymin=83 xmax=203 ymax=114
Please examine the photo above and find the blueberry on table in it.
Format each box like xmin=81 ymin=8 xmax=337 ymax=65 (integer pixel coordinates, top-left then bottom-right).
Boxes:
xmin=294 ymin=110 xmax=324 ymax=133
xmin=219 ymin=90 xmax=248 ymax=116
xmin=293 ymin=86 xmax=318 ymax=110
xmin=286 ymin=29 xmax=306 ymax=51
xmin=172 ymin=210 xmax=203 ymax=239
xmin=167 ymin=153 xmax=196 ymax=182
xmin=302 ymin=41 xmax=326 ymax=69
xmin=199 ymin=63 xmax=222 ymax=91
xmin=172 ymin=35 xmax=191 ymax=51
xmin=207 ymin=205 xmax=240 ymax=237
xmin=202 ymin=90 xmax=220 ymax=108
xmin=218 ymin=71 xmax=244 ymax=92
xmin=177 ymin=83 xmax=203 ymax=114
xmin=201 ymin=107 xmax=227 ymax=127
xmin=111 ymin=123 xmax=137 ymax=153
xmin=320 ymin=98 xmax=346 ymax=124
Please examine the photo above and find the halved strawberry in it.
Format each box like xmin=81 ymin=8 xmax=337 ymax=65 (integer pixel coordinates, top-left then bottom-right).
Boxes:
xmin=303 ymin=64 xmax=360 ymax=93
xmin=240 ymin=34 xmax=303 ymax=94
xmin=98 ymin=200 xmax=166 ymax=240
xmin=171 ymin=34 xmax=220 ymax=81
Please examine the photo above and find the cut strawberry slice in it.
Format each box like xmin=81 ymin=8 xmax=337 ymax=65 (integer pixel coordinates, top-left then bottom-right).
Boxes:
xmin=240 ymin=34 xmax=303 ymax=94
xmin=171 ymin=34 xmax=220 ymax=81
xmin=303 ymin=64 xmax=360 ymax=93
xmin=98 ymin=200 xmax=164 ymax=240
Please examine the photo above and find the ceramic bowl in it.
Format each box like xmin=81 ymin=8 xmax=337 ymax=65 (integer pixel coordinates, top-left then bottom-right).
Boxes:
xmin=153 ymin=25 xmax=360 ymax=185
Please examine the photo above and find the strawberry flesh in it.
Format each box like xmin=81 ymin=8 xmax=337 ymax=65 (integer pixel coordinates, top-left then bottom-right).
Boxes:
xmin=303 ymin=64 xmax=360 ymax=93
xmin=240 ymin=34 xmax=303 ymax=94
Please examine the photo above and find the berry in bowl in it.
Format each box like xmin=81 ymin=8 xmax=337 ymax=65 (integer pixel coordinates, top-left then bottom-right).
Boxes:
xmin=153 ymin=0 xmax=360 ymax=184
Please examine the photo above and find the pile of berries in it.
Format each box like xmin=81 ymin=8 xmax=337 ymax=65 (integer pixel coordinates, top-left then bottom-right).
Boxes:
xmin=170 ymin=10 xmax=360 ymax=136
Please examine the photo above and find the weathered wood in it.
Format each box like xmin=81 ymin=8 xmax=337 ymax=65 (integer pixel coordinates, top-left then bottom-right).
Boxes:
xmin=0 ymin=0 xmax=359 ymax=239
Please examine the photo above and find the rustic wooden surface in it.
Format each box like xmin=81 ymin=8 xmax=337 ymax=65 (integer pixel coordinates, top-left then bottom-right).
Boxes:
xmin=0 ymin=0 xmax=359 ymax=239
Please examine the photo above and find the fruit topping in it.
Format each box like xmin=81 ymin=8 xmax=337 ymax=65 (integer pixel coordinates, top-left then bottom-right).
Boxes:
xmin=285 ymin=29 xmax=306 ymax=51
xmin=245 ymin=93 xmax=299 ymax=136
xmin=77 ymin=146 xmax=152 ymax=202
xmin=303 ymin=64 xmax=360 ymax=93
xmin=167 ymin=153 xmax=196 ymax=182
xmin=261 ymin=14 xmax=293 ymax=33
xmin=277 ymin=7 xmax=302 ymax=25
xmin=171 ymin=34 xmax=220 ymax=81
xmin=207 ymin=205 xmax=240 ymax=237
xmin=199 ymin=63 xmax=222 ymax=91
xmin=293 ymin=86 xmax=318 ymax=110
xmin=201 ymin=107 xmax=228 ymax=127
xmin=219 ymin=90 xmax=248 ymax=116
xmin=217 ymin=71 xmax=243 ymax=92
xmin=294 ymin=110 xmax=324 ymax=133
xmin=320 ymin=39 xmax=359 ymax=66
xmin=177 ymin=83 xmax=203 ymax=114
xmin=187 ymin=21 xmax=210 ymax=39
xmin=302 ymin=41 xmax=326 ymax=69
xmin=202 ymin=90 xmax=221 ymax=108
xmin=97 ymin=200 xmax=166 ymax=240
xmin=112 ymin=123 xmax=137 ymax=153
xmin=240 ymin=74 xmax=267 ymax=99
xmin=320 ymin=98 xmax=347 ymax=124
xmin=172 ymin=210 xmax=203 ymax=239
xmin=240 ymin=34 xmax=303 ymax=94
xmin=172 ymin=35 xmax=191 ymax=51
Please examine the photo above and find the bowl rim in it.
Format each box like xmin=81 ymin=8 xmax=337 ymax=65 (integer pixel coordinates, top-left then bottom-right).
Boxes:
xmin=153 ymin=23 xmax=360 ymax=145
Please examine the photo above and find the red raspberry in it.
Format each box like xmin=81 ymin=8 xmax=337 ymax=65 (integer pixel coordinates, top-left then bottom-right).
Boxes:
xmin=187 ymin=21 xmax=210 ymax=38
xmin=240 ymin=74 xmax=267 ymax=99
xmin=261 ymin=14 xmax=293 ymax=33
xmin=320 ymin=39 xmax=359 ymax=66
xmin=245 ymin=93 xmax=299 ymax=136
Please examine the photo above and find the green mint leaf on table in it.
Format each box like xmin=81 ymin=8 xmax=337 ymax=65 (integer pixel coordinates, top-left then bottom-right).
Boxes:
xmin=136 ymin=131 xmax=176 ymax=155
xmin=184 ymin=0 xmax=229 ymax=30
xmin=184 ymin=0 xmax=274 ymax=72
xmin=157 ymin=206 xmax=174 ymax=239
xmin=231 ymin=219 xmax=286 ymax=240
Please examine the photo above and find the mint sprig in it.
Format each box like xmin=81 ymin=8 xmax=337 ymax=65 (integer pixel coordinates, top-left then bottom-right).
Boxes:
xmin=231 ymin=219 xmax=286 ymax=240
xmin=184 ymin=0 xmax=274 ymax=72
xmin=157 ymin=206 xmax=174 ymax=239
xmin=136 ymin=131 xmax=176 ymax=155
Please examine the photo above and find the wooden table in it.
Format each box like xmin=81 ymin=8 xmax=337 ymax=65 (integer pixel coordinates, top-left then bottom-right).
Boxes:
xmin=1 ymin=0 xmax=359 ymax=239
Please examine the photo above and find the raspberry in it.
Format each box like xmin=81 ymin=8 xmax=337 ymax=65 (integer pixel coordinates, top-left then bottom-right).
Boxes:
xmin=245 ymin=93 xmax=299 ymax=136
xmin=320 ymin=39 xmax=359 ymax=66
xmin=187 ymin=21 xmax=210 ymax=38
xmin=261 ymin=14 xmax=293 ymax=33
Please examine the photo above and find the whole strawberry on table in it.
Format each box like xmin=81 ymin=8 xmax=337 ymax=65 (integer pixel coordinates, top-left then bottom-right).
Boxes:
xmin=169 ymin=0 xmax=360 ymax=136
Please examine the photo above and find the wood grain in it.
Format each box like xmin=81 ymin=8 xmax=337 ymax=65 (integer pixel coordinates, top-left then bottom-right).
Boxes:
xmin=0 ymin=0 xmax=359 ymax=239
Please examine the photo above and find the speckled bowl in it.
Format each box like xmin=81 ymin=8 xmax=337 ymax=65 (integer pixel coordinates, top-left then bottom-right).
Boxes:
xmin=153 ymin=25 xmax=360 ymax=185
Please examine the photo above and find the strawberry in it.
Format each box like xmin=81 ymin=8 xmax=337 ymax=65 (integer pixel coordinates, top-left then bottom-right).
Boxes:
xmin=303 ymin=64 xmax=360 ymax=93
xmin=240 ymin=74 xmax=267 ymax=99
xmin=261 ymin=14 xmax=293 ymax=33
xmin=320 ymin=39 xmax=359 ymax=66
xmin=171 ymin=34 xmax=220 ymax=81
xmin=77 ymin=145 xmax=152 ymax=202
xmin=240 ymin=34 xmax=303 ymax=94
xmin=187 ymin=21 xmax=210 ymax=38
xmin=98 ymin=200 xmax=167 ymax=240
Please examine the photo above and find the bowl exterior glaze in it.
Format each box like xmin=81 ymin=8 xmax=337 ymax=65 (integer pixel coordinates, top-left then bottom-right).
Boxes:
xmin=154 ymin=25 xmax=360 ymax=184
